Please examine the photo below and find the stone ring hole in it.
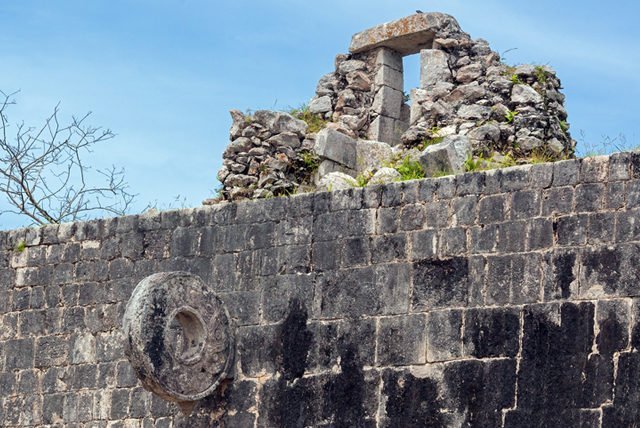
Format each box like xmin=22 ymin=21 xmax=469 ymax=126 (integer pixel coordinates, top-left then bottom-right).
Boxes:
xmin=166 ymin=306 xmax=207 ymax=365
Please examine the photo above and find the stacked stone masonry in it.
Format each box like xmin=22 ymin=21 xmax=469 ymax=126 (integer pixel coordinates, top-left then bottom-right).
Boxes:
xmin=2 ymin=153 xmax=640 ymax=426
xmin=218 ymin=12 xmax=574 ymax=202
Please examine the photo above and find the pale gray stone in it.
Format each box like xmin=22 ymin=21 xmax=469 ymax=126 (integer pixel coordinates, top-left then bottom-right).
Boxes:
xmin=272 ymin=113 xmax=308 ymax=136
xmin=455 ymin=63 xmax=483 ymax=83
xmin=419 ymin=135 xmax=471 ymax=176
xmin=314 ymin=128 xmax=357 ymax=168
xmin=369 ymin=115 xmax=403 ymax=146
xmin=317 ymin=172 xmax=357 ymax=191
xmin=376 ymin=47 xmax=403 ymax=72
xmin=517 ymin=136 xmax=544 ymax=151
xmin=458 ymin=104 xmax=491 ymax=120
xmin=346 ymin=71 xmax=372 ymax=91
xmin=356 ymin=140 xmax=394 ymax=174
xmin=511 ymin=84 xmax=543 ymax=105
xmin=267 ymin=132 xmax=301 ymax=149
xmin=229 ymin=109 xmax=246 ymax=139
xmin=369 ymin=167 xmax=401 ymax=185
xmin=309 ymin=96 xmax=332 ymax=114
xmin=338 ymin=59 xmax=367 ymax=75
xmin=420 ymin=49 xmax=452 ymax=89
xmin=375 ymin=65 xmax=403 ymax=91
xmin=372 ymin=86 xmax=403 ymax=119
xmin=224 ymin=137 xmax=253 ymax=157
xmin=467 ymin=124 xmax=501 ymax=143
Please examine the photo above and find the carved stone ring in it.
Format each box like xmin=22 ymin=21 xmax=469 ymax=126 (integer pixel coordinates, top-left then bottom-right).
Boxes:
xmin=123 ymin=272 xmax=233 ymax=409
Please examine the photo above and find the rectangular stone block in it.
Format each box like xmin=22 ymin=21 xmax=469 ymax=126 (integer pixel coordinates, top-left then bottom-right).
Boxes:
xmin=485 ymin=255 xmax=511 ymax=305
xmin=5 ymin=338 xmax=34 ymax=370
xmin=368 ymin=114 xmax=402 ymax=145
xmin=376 ymin=314 xmax=426 ymax=365
xmin=555 ymin=214 xmax=588 ymax=246
xmin=580 ymin=155 xmax=608 ymax=183
xmin=542 ymin=186 xmax=574 ymax=216
xmin=609 ymin=152 xmax=632 ymax=180
xmin=478 ymin=194 xmax=506 ymax=224
xmin=527 ymin=217 xmax=554 ymax=250
xmin=426 ymin=309 xmax=462 ymax=362
xmin=437 ymin=227 xmax=467 ymax=256
xmin=575 ymin=183 xmax=604 ymax=212
xmin=409 ymin=229 xmax=438 ymax=261
xmin=372 ymin=86 xmax=403 ymax=119
xmin=587 ymin=212 xmax=615 ymax=245
xmin=451 ymin=195 xmax=477 ymax=226
xmin=236 ymin=325 xmax=278 ymax=377
xmin=314 ymin=128 xmax=357 ymax=168
xmin=375 ymin=47 xmax=403 ymax=71
xmin=399 ymin=204 xmax=426 ymax=231
xmin=420 ymin=49 xmax=452 ymax=89
xmin=261 ymin=274 xmax=315 ymax=323
xmin=314 ymin=264 xmax=410 ymax=318
xmin=375 ymin=65 xmax=403 ymax=91
xmin=463 ymin=307 xmax=520 ymax=358
xmin=424 ymin=200 xmax=450 ymax=228
xmin=497 ymin=221 xmax=527 ymax=253
xmin=370 ymin=234 xmax=407 ymax=263
xmin=411 ymin=257 xmax=469 ymax=310
xmin=511 ymin=253 xmax=542 ymax=304
xmin=220 ymin=290 xmax=260 ymax=326
xmin=552 ymin=159 xmax=580 ymax=186
xmin=510 ymin=190 xmax=540 ymax=219
xmin=307 ymin=319 xmax=376 ymax=370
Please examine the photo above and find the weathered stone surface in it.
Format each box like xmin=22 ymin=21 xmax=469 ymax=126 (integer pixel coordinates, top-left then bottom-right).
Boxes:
xmin=122 ymin=272 xmax=232 ymax=409
xmin=368 ymin=115 xmax=403 ymax=145
xmin=375 ymin=65 xmax=403 ymax=91
xmin=511 ymin=84 xmax=544 ymax=104
xmin=355 ymin=140 xmax=394 ymax=174
xmin=314 ymin=128 xmax=358 ymax=168
xmin=349 ymin=12 xmax=461 ymax=55
xmin=420 ymin=49 xmax=452 ymax=89
xmin=419 ymin=135 xmax=471 ymax=176
xmin=372 ymin=86 xmax=403 ymax=119
xmin=309 ymin=95 xmax=332 ymax=114
xmin=317 ymin=171 xmax=357 ymax=191
xmin=369 ymin=167 xmax=401 ymax=185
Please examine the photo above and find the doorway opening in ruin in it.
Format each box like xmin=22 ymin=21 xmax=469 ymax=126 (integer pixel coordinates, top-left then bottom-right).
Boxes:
xmin=403 ymin=53 xmax=421 ymax=106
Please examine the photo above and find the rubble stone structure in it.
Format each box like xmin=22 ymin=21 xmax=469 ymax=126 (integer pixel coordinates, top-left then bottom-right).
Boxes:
xmin=218 ymin=13 xmax=574 ymax=201
xmin=3 ymin=154 xmax=640 ymax=426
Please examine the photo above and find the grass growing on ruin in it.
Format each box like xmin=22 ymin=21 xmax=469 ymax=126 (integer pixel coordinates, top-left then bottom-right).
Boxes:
xmin=299 ymin=150 xmax=320 ymax=172
xmin=289 ymin=104 xmax=328 ymax=133
xmin=534 ymin=66 xmax=548 ymax=84
xmin=14 ymin=240 xmax=26 ymax=253
xmin=464 ymin=153 xmax=516 ymax=173
xmin=505 ymin=110 xmax=519 ymax=124
xmin=394 ymin=156 xmax=426 ymax=181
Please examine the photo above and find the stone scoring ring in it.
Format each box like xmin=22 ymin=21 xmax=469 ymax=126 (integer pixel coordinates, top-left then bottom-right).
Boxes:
xmin=122 ymin=271 xmax=233 ymax=404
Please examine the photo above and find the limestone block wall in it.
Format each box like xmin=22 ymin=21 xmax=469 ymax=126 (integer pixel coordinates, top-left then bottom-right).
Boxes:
xmin=2 ymin=153 xmax=640 ymax=427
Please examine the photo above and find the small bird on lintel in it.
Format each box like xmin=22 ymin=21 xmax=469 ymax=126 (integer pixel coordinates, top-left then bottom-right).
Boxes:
xmin=416 ymin=10 xmax=424 ymax=13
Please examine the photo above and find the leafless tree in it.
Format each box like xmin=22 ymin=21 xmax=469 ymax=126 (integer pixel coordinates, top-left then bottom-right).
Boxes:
xmin=0 ymin=90 xmax=135 ymax=225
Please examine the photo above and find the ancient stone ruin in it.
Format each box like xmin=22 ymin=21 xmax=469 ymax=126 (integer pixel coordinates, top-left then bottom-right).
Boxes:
xmin=5 ymin=12 xmax=640 ymax=428
xmin=217 ymin=12 xmax=574 ymax=201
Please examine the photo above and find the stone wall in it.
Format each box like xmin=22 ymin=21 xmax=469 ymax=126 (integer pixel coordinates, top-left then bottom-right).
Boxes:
xmin=2 ymin=153 xmax=640 ymax=426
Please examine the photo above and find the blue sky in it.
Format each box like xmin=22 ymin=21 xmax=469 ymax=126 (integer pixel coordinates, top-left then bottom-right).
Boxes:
xmin=0 ymin=0 xmax=638 ymax=229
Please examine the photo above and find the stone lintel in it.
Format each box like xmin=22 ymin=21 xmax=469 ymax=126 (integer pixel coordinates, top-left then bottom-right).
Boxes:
xmin=349 ymin=12 xmax=460 ymax=56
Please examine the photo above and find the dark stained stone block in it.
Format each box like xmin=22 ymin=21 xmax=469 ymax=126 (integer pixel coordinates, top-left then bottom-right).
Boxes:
xmin=412 ymin=257 xmax=469 ymax=310
xmin=463 ymin=307 xmax=520 ymax=358
xmin=376 ymin=314 xmax=426 ymax=365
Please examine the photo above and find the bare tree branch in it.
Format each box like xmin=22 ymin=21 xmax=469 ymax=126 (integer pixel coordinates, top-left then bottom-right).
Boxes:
xmin=0 ymin=90 xmax=136 ymax=225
